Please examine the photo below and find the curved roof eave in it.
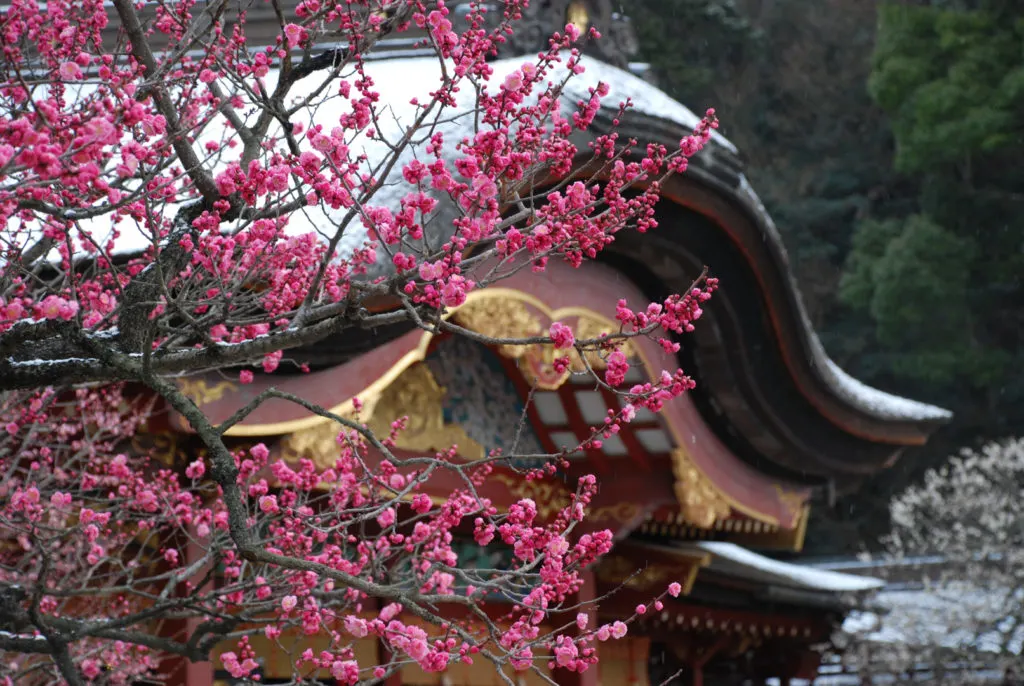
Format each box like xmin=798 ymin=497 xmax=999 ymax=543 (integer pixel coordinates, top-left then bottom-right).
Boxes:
xmin=572 ymin=72 xmax=952 ymax=439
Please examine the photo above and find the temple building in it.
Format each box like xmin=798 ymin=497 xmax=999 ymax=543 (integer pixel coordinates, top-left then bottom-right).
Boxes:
xmin=85 ymin=1 xmax=952 ymax=684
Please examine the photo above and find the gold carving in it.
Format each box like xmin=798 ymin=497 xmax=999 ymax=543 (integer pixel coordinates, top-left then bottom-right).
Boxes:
xmin=281 ymin=364 xmax=485 ymax=467
xmin=595 ymin=555 xmax=674 ymax=591
xmin=454 ymin=298 xmax=542 ymax=359
xmin=520 ymin=343 xmax=571 ymax=390
xmin=490 ymin=473 xmax=572 ymax=520
xmin=672 ymin=448 xmax=731 ymax=528
xmin=280 ymin=420 xmax=347 ymax=471
xmin=588 ymin=501 xmax=643 ymax=523
xmin=368 ymin=364 xmax=485 ymax=460
xmin=568 ymin=315 xmax=636 ymax=374
xmin=130 ymin=432 xmax=189 ymax=466
xmin=773 ymin=484 xmax=808 ymax=522
xmin=454 ymin=297 xmax=641 ymax=390
xmin=177 ymin=377 xmax=236 ymax=407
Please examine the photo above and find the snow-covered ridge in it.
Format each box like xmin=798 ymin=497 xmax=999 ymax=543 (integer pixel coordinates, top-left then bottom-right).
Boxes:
xmin=685 ymin=541 xmax=886 ymax=593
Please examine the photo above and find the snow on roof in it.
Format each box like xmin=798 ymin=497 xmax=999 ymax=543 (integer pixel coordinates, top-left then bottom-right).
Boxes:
xmin=818 ymin=356 xmax=953 ymax=422
xmin=682 ymin=541 xmax=886 ymax=593
xmin=28 ymin=53 xmax=731 ymax=265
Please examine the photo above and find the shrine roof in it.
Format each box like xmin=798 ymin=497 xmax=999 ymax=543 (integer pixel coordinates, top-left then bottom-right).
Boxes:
xmin=28 ymin=35 xmax=951 ymax=487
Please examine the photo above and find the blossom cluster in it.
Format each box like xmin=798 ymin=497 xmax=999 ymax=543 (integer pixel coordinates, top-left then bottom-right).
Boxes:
xmin=0 ymin=0 xmax=718 ymax=682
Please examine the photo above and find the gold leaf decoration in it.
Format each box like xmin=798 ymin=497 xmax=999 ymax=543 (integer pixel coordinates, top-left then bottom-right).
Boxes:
xmin=177 ymin=377 xmax=236 ymax=407
xmin=454 ymin=297 xmax=542 ymax=359
xmin=280 ymin=364 xmax=485 ymax=468
xmin=279 ymin=420 xmax=346 ymax=471
xmin=773 ymin=485 xmax=808 ymax=523
xmin=490 ymin=473 xmax=573 ymax=520
xmin=367 ymin=364 xmax=485 ymax=460
xmin=588 ymin=501 xmax=643 ymax=524
xmin=568 ymin=314 xmax=636 ymax=374
xmin=130 ymin=432 xmax=189 ymax=466
xmin=671 ymin=448 xmax=731 ymax=528
xmin=595 ymin=555 xmax=675 ymax=591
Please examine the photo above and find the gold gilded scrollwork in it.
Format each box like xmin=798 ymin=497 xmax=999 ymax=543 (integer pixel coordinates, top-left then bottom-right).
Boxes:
xmin=490 ymin=473 xmax=573 ymax=521
xmin=130 ymin=432 xmax=189 ymax=466
xmin=280 ymin=364 xmax=485 ymax=468
xmin=774 ymin=485 xmax=808 ymax=524
xmin=672 ymin=448 xmax=731 ymax=529
xmin=568 ymin=314 xmax=636 ymax=374
xmin=279 ymin=420 xmax=347 ymax=471
xmin=520 ymin=344 xmax=571 ymax=390
xmin=595 ymin=555 xmax=674 ymax=591
xmin=454 ymin=298 xmax=542 ymax=359
xmin=588 ymin=502 xmax=643 ymax=523
xmin=454 ymin=299 xmax=639 ymax=390
xmin=367 ymin=364 xmax=485 ymax=460
xmin=177 ymin=377 xmax=237 ymax=408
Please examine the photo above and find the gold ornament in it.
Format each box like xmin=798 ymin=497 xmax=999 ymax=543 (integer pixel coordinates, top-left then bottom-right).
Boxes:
xmin=176 ymin=377 xmax=236 ymax=408
xmin=367 ymin=363 xmax=485 ymax=460
xmin=595 ymin=555 xmax=674 ymax=591
xmin=454 ymin=297 xmax=542 ymax=359
xmin=588 ymin=501 xmax=643 ymax=524
xmin=490 ymin=473 xmax=573 ymax=520
xmin=567 ymin=314 xmax=636 ymax=374
xmin=280 ymin=364 xmax=485 ymax=467
xmin=774 ymin=484 xmax=808 ymax=523
xmin=672 ymin=448 xmax=731 ymax=528
xmin=279 ymin=420 xmax=347 ymax=471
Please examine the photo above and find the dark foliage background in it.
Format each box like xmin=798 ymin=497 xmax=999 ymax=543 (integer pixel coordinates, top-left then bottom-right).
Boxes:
xmin=626 ymin=0 xmax=1024 ymax=553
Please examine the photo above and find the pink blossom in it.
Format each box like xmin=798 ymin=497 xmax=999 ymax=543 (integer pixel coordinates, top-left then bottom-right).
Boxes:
xmin=377 ymin=507 xmax=396 ymax=528
xmin=553 ymin=636 xmax=579 ymax=668
xmin=283 ymin=23 xmax=304 ymax=47
xmin=502 ymin=70 xmax=524 ymax=92
xmin=331 ymin=660 xmax=359 ymax=682
xmin=58 ymin=61 xmax=82 ymax=80
xmin=344 ymin=615 xmax=369 ymax=638
xmin=379 ymin=603 xmax=402 ymax=622
xmin=281 ymin=595 xmax=298 ymax=612
xmin=549 ymin=321 xmax=575 ymax=349
xmin=185 ymin=459 xmax=205 ymax=479
xmin=411 ymin=493 xmax=432 ymax=513
xmin=259 ymin=495 xmax=280 ymax=514
xmin=668 ymin=582 xmax=682 ymax=597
